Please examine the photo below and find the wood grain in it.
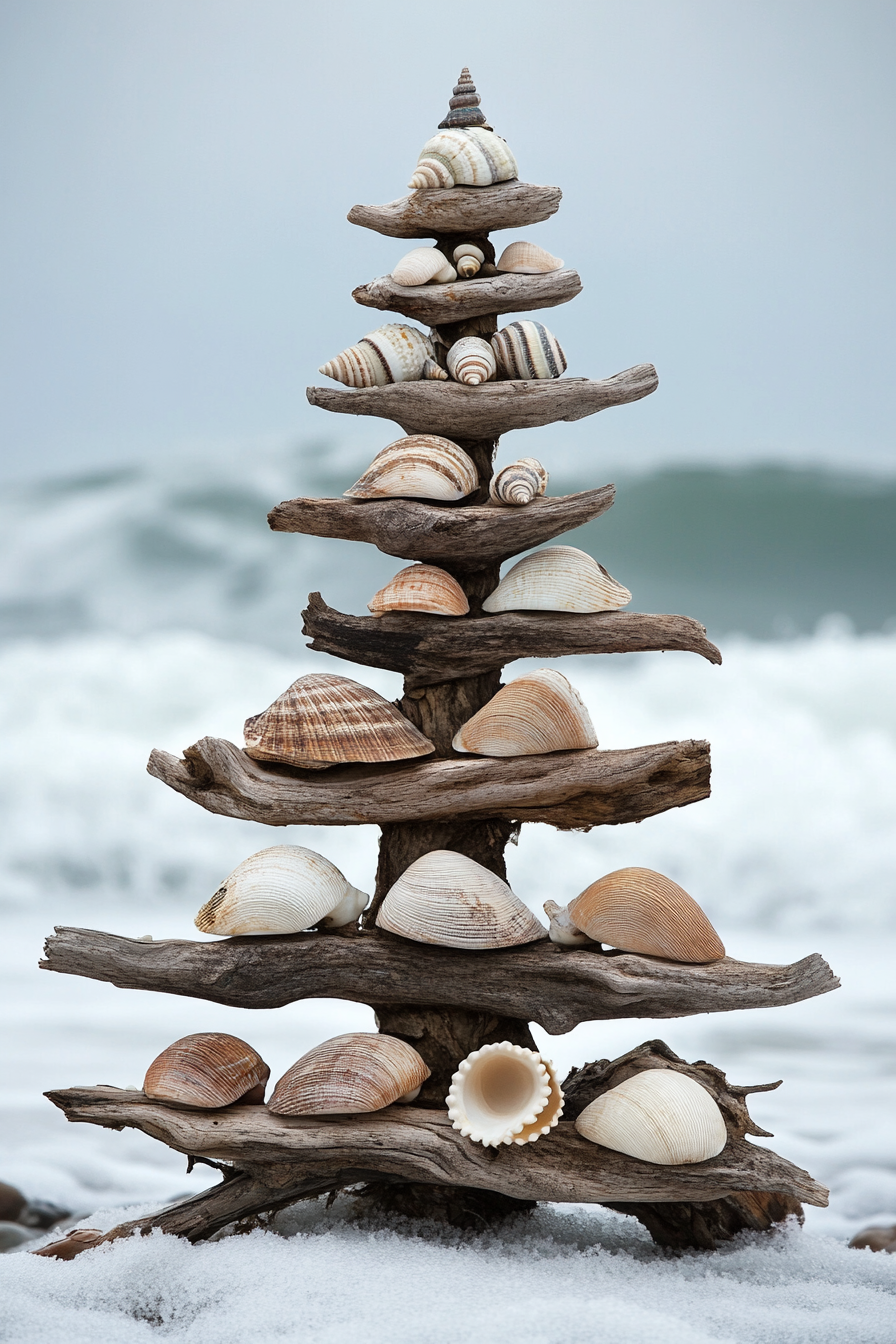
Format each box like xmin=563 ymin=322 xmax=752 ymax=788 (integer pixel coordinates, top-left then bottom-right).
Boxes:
xmin=353 ymin=269 xmax=582 ymax=325
xmin=347 ymin=181 xmax=563 ymax=239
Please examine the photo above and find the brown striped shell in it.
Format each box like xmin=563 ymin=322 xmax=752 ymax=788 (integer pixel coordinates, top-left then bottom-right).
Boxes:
xmin=143 ymin=1033 xmax=269 ymax=1108
xmin=452 ymin=669 xmax=598 ymax=758
xmin=268 ymin=1033 xmax=431 ymax=1115
xmin=488 ymin=457 xmax=548 ymax=506
xmin=453 ymin=243 xmax=485 ymax=277
xmin=491 ymin=321 xmax=567 ymax=380
xmin=568 ymin=867 xmax=726 ymax=963
xmin=368 ymin=564 xmax=469 ymax=617
xmin=446 ymin=336 xmax=497 ymax=385
xmin=345 ymin=435 xmax=478 ymax=502
xmin=438 ymin=67 xmax=491 ymax=130
xmin=319 ymin=323 xmax=446 ymax=387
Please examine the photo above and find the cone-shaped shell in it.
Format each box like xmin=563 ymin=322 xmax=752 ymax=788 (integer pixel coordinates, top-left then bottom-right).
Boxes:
xmin=438 ymin=67 xmax=491 ymax=130
xmin=488 ymin=457 xmax=548 ymax=507
xmin=491 ymin=320 xmax=566 ymax=380
xmin=244 ymin=672 xmax=434 ymax=771
xmin=320 ymin=323 xmax=446 ymax=387
xmin=409 ymin=128 xmax=517 ymax=191
xmin=574 ymin=1068 xmax=728 ymax=1164
xmin=144 ymin=1033 xmax=269 ymax=1109
xmin=454 ymin=243 xmax=485 ymax=277
xmin=446 ymin=336 xmax=496 ymax=385
xmin=482 ymin=546 xmax=632 ymax=614
xmin=268 ymin=1033 xmax=430 ymax=1116
xmin=368 ymin=564 xmax=469 ymax=618
xmin=452 ymin=669 xmax=597 ymax=758
xmin=195 ymin=845 xmax=368 ymax=936
xmin=446 ymin=1042 xmax=564 ymax=1147
xmin=392 ymin=248 xmax=455 ymax=286
xmin=568 ymin=867 xmax=726 ymax=963
xmin=495 ymin=241 xmax=564 ymax=274
xmin=344 ymin=435 xmax=478 ymax=502
xmin=376 ymin=850 xmax=546 ymax=950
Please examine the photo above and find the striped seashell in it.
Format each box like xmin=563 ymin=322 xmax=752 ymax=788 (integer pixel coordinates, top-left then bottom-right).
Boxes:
xmin=495 ymin=240 xmax=564 ymax=274
xmin=376 ymin=850 xmax=547 ymax=950
xmin=543 ymin=899 xmax=595 ymax=947
xmin=491 ymin=320 xmax=567 ymax=380
xmin=453 ymin=243 xmax=485 ymax=278
xmin=452 ymin=668 xmax=597 ymax=758
xmin=567 ymin=868 xmax=726 ymax=963
xmin=319 ymin=323 xmax=447 ymax=387
xmin=446 ymin=1042 xmax=564 ymax=1147
xmin=488 ymin=457 xmax=548 ymax=507
xmin=244 ymin=672 xmax=434 ymax=771
xmin=482 ymin=546 xmax=632 ymax=614
xmin=344 ymin=435 xmax=478 ymax=502
xmin=574 ymin=1069 xmax=728 ymax=1165
xmin=368 ymin=564 xmax=469 ymax=618
xmin=268 ymin=1033 xmax=430 ymax=1116
xmin=195 ymin=845 xmax=369 ymax=936
xmin=409 ymin=127 xmax=518 ymax=191
xmin=391 ymin=248 xmax=456 ymax=286
xmin=438 ymin=67 xmax=491 ymax=130
xmin=144 ymin=1033 xmax=269 ymax=1109
xmin=446 ymin=336 xmax=497 ymax=385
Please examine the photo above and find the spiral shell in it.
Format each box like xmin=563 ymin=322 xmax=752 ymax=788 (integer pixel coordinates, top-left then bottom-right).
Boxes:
xmin=453 ymin=243 xmax=485 ymax=278
xmin=574 ymin=1069 xmax=728 ymax=1165
xmin=446 ymin=1042 xmax=564 ymax=1147
xmin=495 ymin=241 xmax=564 ymax=274
xmin=194 ymin=845 xmax=369 ymax=936
xmin=409 ymin=128 xmax=518 ymax=191
xmin=392 ymin=248 xmax=456 ymax=286
xmin=438 ymin=67 xmax=491 ymax=131
xmin=319 ymin=323 xmax=447 ymax=387
xmin=446 ymin=336 xmax=497 ymax=385
xmin=368 ymin=564 xmax=469 ymax=618
xmin=567 ymin=868 xmax=726 ymax=963
xmin=345 ymin=435 xmax=478 ymax=502
xmin=482 ymin=546 xmax=632 ymax=614
xmin=452 ymin=668 xmax=597 ymax=758
xmin=488 ymin=457 xmax=548 ymax=507
xmin=268 ymin=1033 xmax=430 ymax=1116
xmin=144 ymin=1033 xmax=269 ymax=1109
xmin=243 ymin=672 xmax=434 ymax=771
xmin=491 ymin=321 xmax=567 ymax=380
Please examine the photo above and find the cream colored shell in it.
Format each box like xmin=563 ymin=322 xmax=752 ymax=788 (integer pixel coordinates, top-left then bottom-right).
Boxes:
xmin=368 ymin=564 xmax=469 ymax=618
xmin=268 ymin=1033 xmax=430 ymax=1116
xmin=453 ymin=243 xmax=485 ymax=277
xmin=482 ymin=546 xmax=631 ymax=614
xmin=495 ymin=241 xmax=564 ymax=274
xmin=574 ymin=1068 xmax=728 ymax=1164
xmin=319 ymin=323 xmax=447 ymax=387
xmin=543 ymin=899 xmax=595 ymax=947
xmin=345 ymin=435 xmax=478 ymax=502
xmin=446 ymin=336 xmax=496 ymax=385
xmin=488 ymin=457 xmax=548 ymax=506
xmin=446 ymin=1042 xmax=564 ymax=1147
xmin=195 ymin=845 xmax=368 ymax=936
xmin=452 ymin=669 xmax=597 ymax=758
xmin=567 ymin=867 xmax=726 ymax=963
xmin=409 ymin=127 xmax=518 ymax=191
xmin=144 ymin=1033 xmax=269 ymax=1109
xmin=391 ymin=248 xmax=456 ymax=286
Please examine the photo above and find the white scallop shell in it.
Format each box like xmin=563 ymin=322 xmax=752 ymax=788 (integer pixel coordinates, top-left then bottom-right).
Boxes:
xmin=491 ymin=321 xmax=566 ymax=379
xmin=574 ymin=1069 xmax=728 ymax=1165
xmin=452 ymin=669 xmax=598 ymax=758
xmin=453 ymin=243 xmax=485 ymax=277
xmin=409 ymin=127 xmax=518 ymax=191
xmin=543 ymin=899 xmax=595 ymax=947
xmin=368 ymin=564 xmax=470 ymax=617
xmin=446 ymin=1042 xmax=564 ymax=1147
xmin=319 ymin=323 xmax=447 ymax=387
xmin=482 ymin=546 xmax=632 ymax=614
xmin=268 ymin=1033 xmax=431 ymax=1116
xmin=345 ymin=435 xmax=478 ymax=502
xmin=446 ymin=336 xmax=497 ymax=385
xmin=488 ymin=457 xmax=548 ymax=506
xmin=495 ymin=241 xmax=564 ymax=274
xmin=195 ymin=845 xmax=369 ymax=936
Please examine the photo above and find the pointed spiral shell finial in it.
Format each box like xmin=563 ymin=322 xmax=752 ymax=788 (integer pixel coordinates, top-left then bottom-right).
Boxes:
xmin=438 ymin=67 xmax=491 ymax=130
xmin=574 ymin=1069 xmax=728 ymax=1165
xmin=144 ymin=1033 xmax=270 ymax=1109
xmin=268 ymin=1033 xmax=431 ymax=1116
xmin=488 ymin=457 xmax=548 ymax=507
xmin=446 ymin=1042 xmax=564 ymax=1147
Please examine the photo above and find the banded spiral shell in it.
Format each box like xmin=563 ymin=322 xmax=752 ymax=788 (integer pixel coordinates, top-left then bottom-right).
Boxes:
xmin=495 ymin=241 xmax=564 ymax=274
xmin=454 ymin=243 xmax=485 ymax=278
xmin=488 ymin=457 xmax=548 ymax=507
xmin=567 ymin=867 xmax=726 ymax=963
xmin=446 ymin=336 xmax=496 ymax=385
xmin=243 ymin=672 xmax=435 ymax=771
xmin=320 ymin=323 xmax=447 ymax=388
xmin=344 ymin=435 xmax=478 ymax=502
xmin=368 ymin=564 xmax=469 ymax=618
xmin=491 ymin=321 xmax=567 ymax=380
xmin=482 ymin=546 xmax=631 ymax=614
xmin=574 ymin=1069 xmax=728 ymax=1165
xmin=409 ymin=128 xmax=518 ymax=191
xmin=447 ymin=1042 xmax=564 ymax=1147
xmin=194 ymin=845 xmax=369 ymax=936
xmin=438 ymin=67 xmax=491 ymax=130
xmin=452 ymin=669 xmax=598 ymax=758
xmin=376 ymin=850 xmax=546 ymax=950
xmin=268 ymin=1033 xmax=430 ymax=1116
xmin=391 ymin=248 xmax=456 ymax=286
xmin=144 ymin=1033 xmax=269 ymax=1109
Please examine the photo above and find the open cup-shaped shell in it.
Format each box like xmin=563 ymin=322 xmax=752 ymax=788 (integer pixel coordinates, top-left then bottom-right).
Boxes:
xmin=195 ymin=844 xmax=368 ymax=936
xmin=452 ymin=669 xmax=597 ymax=758
xmin=144 ymin=1033 xmax=270 ymax=1109
xmin=368 ymin=564 xmax=469 ymax=618
xmin=574 ymin=1068 xmax=728 ymax=1165
xmin=482 ymin=546 xmax=631 ymax=614
xmin=447 ymin=1042 xmax=564 ymax=1147
xmin=568 ymin=867 xmax=725 ymax=963
xmin=268 ymin=1033 xmax=430 ymax=1115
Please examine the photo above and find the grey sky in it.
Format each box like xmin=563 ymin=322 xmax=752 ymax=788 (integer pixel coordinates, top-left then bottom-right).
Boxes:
xmin=1 ymin=0 xmax=894 ymax=480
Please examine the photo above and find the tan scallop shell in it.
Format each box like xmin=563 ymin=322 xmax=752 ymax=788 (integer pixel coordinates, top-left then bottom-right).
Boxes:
xmin=319 ymin=323 xmax=447 ymax=387
xmin=243 ymin=672 xmax=434 ymax=771
xmin=488 ymin=457 xmax=548 ymax=506
xmin=144 ymin=1033 xmax=269 ymax=1109
xmin=391 ymin=248 xmax=456 ymax=286
xmin=574 ymin=1069 xmax=728 ymax=1164
xmin=267 ymin=1033 xmax=430 ymax=1115
xmin=344 ymin=435 xmax=478 ymax=502
xmin=453 ymin=243 xmax=485 ymax=278
xmin=376 ymin=850 xmax=547 ymax=950
xmin=446 ymin=1042 xmax=564 ymax=1147
xmin=495 ymin=241 xmax=564 ymax=274
xmin=368 ymin=564 xmax=469 ymax=618
xmin=482 ymin=546 xmax=632 ymax=614
xmin=452 ymin=669 xmax=597 ymax=758
xmin=567 ymin=867 xmax=726 ymax=963
xmin=195 ymin=845 xmax=368 ymax=936
xmin=446 ymin=336 xmax=497 ymax=385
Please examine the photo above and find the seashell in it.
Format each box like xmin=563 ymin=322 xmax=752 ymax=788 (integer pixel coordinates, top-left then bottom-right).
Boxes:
xmin=452 ymin=668 xmax=597 ymax=758
xmin=409 ymin=128 xmax=518 ymax=191
xmin=446 ymin=336 xmax=497 ymax=385
xmin=495 ymin=240 xmax=564 ymax=274
xmin=376 ymin=850 xmax=546 ymax=950
xmin=244 ymin=672 xmax=434 ymax=771
xmin=567 ymin=868 xmax=726 ymax=963
xmin=488 ymin=457 xmax=548 ymax=507
xmin=543 ymin=899 xmax=595 ymax=947
xmin=195 ymin=844 xmax=369 ymax=936
xmin=574 ymin=1068 xmax=728 ymax=1164
xmin=491 ymin=320 xmax=567 ymax=380
xmin=438 ymin=67 xmax=491 ymax=131
xmin=320 ymin=323 xmax=447 ymax=387
xmin=345 ymin=434 xmax=478 ymax=502
xmin=482 ymin=546 xmax=632 ymax=614
xmin=368 ymin=564 xmax=469 ymax=618
xmin=268 ymin=1032 xmax=430 ymax=1115
xmin=453 ymin=243 xmax=485 ymax=278
xmin=391 ymin=248 xmax=456 ymax=286
xmin=446 ymin=1042 xmax=564 ymax=1147
xmin=144 ymin=1033 xmax=269 ymax=1109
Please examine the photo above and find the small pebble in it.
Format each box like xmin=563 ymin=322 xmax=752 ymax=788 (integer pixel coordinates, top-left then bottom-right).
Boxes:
xmin=0 ymin=1182 xmax=25 ymax=1223
xmin=849 ymin=1224 xmax=896 ymax=1252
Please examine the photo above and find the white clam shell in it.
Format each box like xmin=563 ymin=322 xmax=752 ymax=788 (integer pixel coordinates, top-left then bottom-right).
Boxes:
xmin=446 ymin=336 xmax=497 ymax=385
xmin=345 ymin=435 xmax=478 ymax=502
xmin=574 ymin=1069 xmax=728 ymax=1165
xmin=368 ymin=564 xmax=470 ymax=617
xmin=453 ymin=243 xmax=485 ymax=277
xmin=446 ymin=1042 xmax=564 ymax=1147
xmin=409 ymin=128 xmax=518 ymax=191
xmin=195 ymin=845 xmax=369 ymax=936
xmin=491 ymin=320 xmax=566 ymax=380
xmin=319 ymin=323 xmax=447 ymax=387
xmin=495 ymin=240 xmax=564 ymax=274
xmin=452 ymin=669 xmax=598 ymax=758
xmin=391 ymin=248 xmax=455 ymax=286
xmin=268 ymin=1033 xmax=431 ymax=1116
xmin=543 ymin=899 xmax=595 ymax=947
xmin=488 ymin=457 xmax=548 ymax=506
xmin=482 ymin=546 xmax=632 ymax=614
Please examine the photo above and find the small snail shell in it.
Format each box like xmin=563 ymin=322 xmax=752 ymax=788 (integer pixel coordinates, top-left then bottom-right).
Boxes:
xmin=319 ymin=323 xmax=447 ymax=387
xmin=446 ymin=1042 xmax=564 ymax=1147
xmin=488 ymin=457 xmax=548 ymax=506
xmin=446 ymin=336 xmax=497 ymax=385
xmin=391 ymin=248 xmax=456 ymax=286
xmin=345 ymin=435 xmax=478 ymax=502
xmin=567 ymin=868 xmax=726 ymax=963
xmin=482 ymin=546 xmax=631 ymax=614
xmin=144 ymin=1033 xmax=270 ymax=1109
xmin=574 ymin=1069 xmax=728 ymax=1165
xmin=195 ymin=844 xmax=369 ymax=936
xmin=368 ymin=564 xmax=470 ymax=618
xmin=409 ymin=128 xmax=518 ymax=191
xmin=452 ymin=668 xmax=598 ymax=758
xmin=495 ymin=241 xmax=564 ymax=274
xmin=268 ymin=1033 xmax=431 ymax=1116
xmin=438 ymin=67 xmax=491 ymax=131
xmin=491 ymin=320 xmax=567 ymax=380
xmin=453 ymin=244 xmax=485 ymax=278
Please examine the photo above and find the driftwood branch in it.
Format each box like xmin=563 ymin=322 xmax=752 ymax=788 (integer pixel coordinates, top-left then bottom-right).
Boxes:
xmin=302 ymin=594 xmax=722 ymax=687
xmin=347 ymin=182 xmax=563 ymax=239
xmin=41 ymin=926 xmax=839 ymax=1033
xmin=146 ymin=736 xmax=711 ymax=830
xmin=353 ymin=269 xmax=582 ymax=325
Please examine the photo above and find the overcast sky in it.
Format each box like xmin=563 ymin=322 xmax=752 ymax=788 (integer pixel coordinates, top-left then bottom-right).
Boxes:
xmin=1 ymin=0 xmax=894 ymax=480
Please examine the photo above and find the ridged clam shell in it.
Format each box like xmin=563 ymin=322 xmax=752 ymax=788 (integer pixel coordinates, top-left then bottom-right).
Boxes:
xmin=244 ymin=672 xmax=434 ymax=771
xmin=319 ymin=323 xmax=447 ymax=387
xmin=453 ymin=243 xmax=485 ymax=277
xmin=144 ymin=1033 xmax=269 ymax=1109
xmin=543 ymin=899 xmax=594 ymax=947
xmin=452 ymin=669 xmax=597 ymax=758
xmin=368 ymin=564 xmax=469 ymax=618
xmin=391 ymin=248 xmax=455 ymax=286
xmin=568 ymin=867 xmax=726 ymax=963
xmin=345 ymin=435 xmax=478 ymax=502
xmin=446 ymin=1042 xmax=564 ymax=1147
xmin=409 ymin=128 xmax=518 ymax=191
xmin=495 ymin=241 xmax=564 ymax=274
xmin=491 ymin=320 xmax=567 ymax=380
xmin=488 ymin=457 xmax=548 ymax=507
xmin=268 ymin=1033 xmax=430 ymax=1116
xmin=438 ymin=67 xmax=490 ymax=131
xmin=574 ymin=1069 xmax=728 ymax=1164
xmin=482 ymin=546 xmax=631 ymax=614
xmin=446 ymin=336 xmax=496 ymax=385
xmin=195 ymin=845 xmax=368 ymax=936
xmin=376 ymin=850 xmax=546 ymax=950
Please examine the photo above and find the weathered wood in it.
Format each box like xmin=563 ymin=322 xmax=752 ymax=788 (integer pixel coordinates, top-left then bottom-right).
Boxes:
xmin=40 ymin=927 xmax=840 ymax=1033
xmin=145 ymin=736 xmax=712 ymax=830
xmin=306 ymin=366 xmax=658 ymax=438
xmin=347 ymin=181 xmax=563 ymax=239
xmin=302 ymin=594 xmax=723 ymax=688
xmin=353 ymin=268 xmax=582 ymax=325
xmin=268 ymin=486 xmax=616 ymax=571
